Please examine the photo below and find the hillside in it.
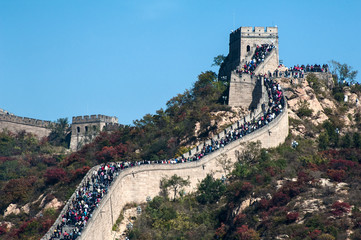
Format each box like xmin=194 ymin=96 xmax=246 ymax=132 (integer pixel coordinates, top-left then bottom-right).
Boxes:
xmin=0 ymin=70 xmax=233 ymax=240
xmin=0 ymin=60 xmax=360 ymax=240
xmin=125 ymin=64 xmax=361 ymax=240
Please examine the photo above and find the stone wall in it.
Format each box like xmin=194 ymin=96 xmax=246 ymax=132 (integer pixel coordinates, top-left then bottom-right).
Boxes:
xmin=0 ymin=114 xmax=52 ymax=139
xmin=70 ymin=115 xmax=119 ymax=151
xmin=78 ymin=106 xmax=289 ymax=240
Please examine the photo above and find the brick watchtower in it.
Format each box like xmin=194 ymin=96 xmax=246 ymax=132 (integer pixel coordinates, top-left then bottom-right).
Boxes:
xmin=219 ymin=26 xmax=279 ymax=108
xmin=70 ymin=114 xmax=119 ymax=151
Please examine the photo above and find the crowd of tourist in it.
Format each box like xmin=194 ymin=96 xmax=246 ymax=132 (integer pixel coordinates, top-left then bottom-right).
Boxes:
xmin=281 ymin=64 xmax=329 ymax=78
xmin=236 ymin=44 xmax=275 ymax=76
xmin=46 ymin=43 xmax=286 ymax=240
xmin=49 ymin=164 xmax=122 ymax=240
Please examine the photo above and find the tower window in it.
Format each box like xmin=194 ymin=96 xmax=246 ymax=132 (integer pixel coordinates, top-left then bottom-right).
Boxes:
xmin=247 ymin=45 xmax=251 ymax=52
xmin=85 ymin=126 xmax=88 ymax=132
xmin=77 ymin=127 xmax=80 ymax=133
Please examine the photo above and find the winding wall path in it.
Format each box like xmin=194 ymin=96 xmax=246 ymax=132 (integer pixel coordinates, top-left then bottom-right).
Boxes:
xmin=78 ymin=105 xmax=288 ymax=240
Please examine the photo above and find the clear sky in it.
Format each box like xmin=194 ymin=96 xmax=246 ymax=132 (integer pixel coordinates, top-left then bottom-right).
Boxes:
xmin=0 ymin=0 xmax=360 ymax=125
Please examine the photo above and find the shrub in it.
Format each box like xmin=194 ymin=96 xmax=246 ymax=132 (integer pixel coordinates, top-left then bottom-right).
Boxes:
xmin=308 ymin=229 xmax=322 ymax=239
xmin=286 ymin=212 xmax=299 ymax=223
xmin=327 ymin=169 xmax=346 ymax=182
xmin=44 ymin=168 xmax=67 ymax=184
xmin=333 ymin=92 xmax=344 ymax=102
xmin=317 ymin=233 xmax=335 ymax=240
xmin=215 ymin=222 xmax=227 ymax=238
xmin=297 ymin=101 xmax=313 ymax=118
xmin=272 ymin=192 xmax=290 ymax=206
xmin=71 ymin=166 xmax=91 ymax=180
xmin=0 ymin=223 xmax=7 ymax=235
xmin=196 ymin=174 xmax=225 ymax=204
xmin=236 ymin=225 xmax=260 ymax=240
xmin=331 ymin=201 xmax=351 ymax=216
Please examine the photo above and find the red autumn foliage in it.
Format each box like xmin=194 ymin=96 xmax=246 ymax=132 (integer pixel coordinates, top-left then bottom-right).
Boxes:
xmin=308 ymin=229 xmax=322 ymax=239
xmin=327 ymin=169 xmax=346 ymax=182
xmin=297 ymin=171 xmax=312 ymax=183
xmin=44 ymin=167 xmax=67 ymax=184
xmin=255 ymin=174 xmax=264 ymax=184
xmin=331 ymin=201 xmax=351 ymax=216
xmin=71 ymin=166 xmax=91 ymax=180
xmin=215 ymin=222 xmax=227 ymax=238
xmin=281 ymin=182 xmax=301 ymax=198
xmin=233 ymin=213 xmax=246 ymax=225
xmin=41 ymin=218 xmax=54 ymax=232
xmin=236 ymin=225 xmax=259 ymax=240
xmin=286 ymin=212 xmax=299 ymax=223
xmin=329 ymin=159 xmax=356 ymax=170
xmin=3 ymin=176 xmax=37 ymax=202
xmin=272 ymin=191 xmax=290 ymax=206
xmin=61 ymin=152 xmax=84 ymax=167
xmin=0 ymin=156 xmax=13 ymax=163
xmin=96 ymin=146 xmax=117 ymax=162
xmin=0 ymin=223 xmax=7 ymax=235
xmin=42 ymin=156 xmax=57 ymax=166
xmin=258 ymin=198 xmax=270 ymax=210
xmin=242 ymin=182 xmax=253 ymax=192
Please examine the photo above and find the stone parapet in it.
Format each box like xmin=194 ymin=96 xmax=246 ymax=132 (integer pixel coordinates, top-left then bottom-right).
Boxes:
xmin=72 ymin=115 xmax=118 ymax=124
xmin=0 ymin=114 xmax=52 ymax=128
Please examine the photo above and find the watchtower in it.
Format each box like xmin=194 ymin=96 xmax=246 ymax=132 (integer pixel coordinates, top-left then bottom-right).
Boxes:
xmin=219 ymin=26 xmax=279 ymax=108
xmin=70 ymin=114 xmax=119 ymax=151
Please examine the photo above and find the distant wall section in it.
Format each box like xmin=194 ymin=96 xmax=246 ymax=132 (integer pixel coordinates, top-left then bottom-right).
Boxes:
xmin=0 ymin=112 xmax=52 ymax=139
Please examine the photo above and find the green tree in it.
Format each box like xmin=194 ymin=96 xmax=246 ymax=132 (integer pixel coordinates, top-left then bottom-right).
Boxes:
xmin=196 ymin=174 xmax=226 ymax=204
xmin=161 ymin=174 xmax=190 ymax=201
xmin=48 ymin=118 xmax=70 ymax=147
xmin=341 ymin=133 xmax=352 ymax=148
xmin=318 ymin=132 xmax=329 ymax=150
xmin=353 ymin=132 xmax=361 ymax=148
xmin=329 ymin=60 xmax=358 ymax=84
xmin=212 ymin=54 xmax=226 ymax=67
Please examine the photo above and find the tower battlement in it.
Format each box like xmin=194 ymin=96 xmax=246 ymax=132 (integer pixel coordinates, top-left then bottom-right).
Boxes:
xmin=70 ymin=114 xmax=119 ymax=151
xmin=220 ymin=26 xmax=280 ymax=108
xmin=72 ymin=115 xmax=118 ymax=124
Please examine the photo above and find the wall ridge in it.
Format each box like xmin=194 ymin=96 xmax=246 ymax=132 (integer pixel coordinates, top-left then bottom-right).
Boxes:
xmin=41 ymin=99 xmax=288 ymax=240
xmin=0 ymin=114 xmax=53 ymax=129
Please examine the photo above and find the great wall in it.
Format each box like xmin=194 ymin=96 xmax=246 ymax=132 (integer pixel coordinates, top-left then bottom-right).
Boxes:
xmin=36 ymin=26 xmax=295 ymax=240
xmin=0 ymin=111 xmax=119 ymax=151
xmin=0 ymin=26 xmax=333 ymax=239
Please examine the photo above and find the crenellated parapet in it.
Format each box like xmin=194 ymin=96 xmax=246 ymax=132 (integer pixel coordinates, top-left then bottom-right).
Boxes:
xmin=0 ymin=113 xmax=53 ymax=128
xmin=70 ymin=114 xmax=120 ymax=151
xmin=72 ymin=114 xmax=118 ymax=124
xmin=220 ymin=26 xmax=279 ymax=109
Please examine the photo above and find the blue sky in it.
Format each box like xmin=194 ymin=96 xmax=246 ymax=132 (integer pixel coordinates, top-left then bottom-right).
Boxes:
xmin=0 ymin=0 xmax=360 ymax=124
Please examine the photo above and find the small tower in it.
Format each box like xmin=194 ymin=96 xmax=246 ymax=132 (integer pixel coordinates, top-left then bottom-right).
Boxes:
xmin=219 ymin=26 xmax=279 ymax=108
xmin=70 ymin=114 xmax=118 ymax=151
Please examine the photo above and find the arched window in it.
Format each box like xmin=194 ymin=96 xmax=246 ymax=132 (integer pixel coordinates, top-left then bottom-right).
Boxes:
xmin=85 ymin=126 xmax=88 ymax=132
xmin=247 ymin=45 xmax=250 ymax=52
xmin=77 ymin=127 xmax=80 ymax=133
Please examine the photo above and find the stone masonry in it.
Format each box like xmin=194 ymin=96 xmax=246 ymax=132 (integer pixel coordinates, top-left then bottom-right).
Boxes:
xmin=78 ymin=104 xmax=289 ymax=240
xmin=41 ymin=103 xmax=289 ymax=240
xmin=0 ymin=109 xmax=52 ymax=139
xmin=70 ymin=115 xmax=119 ymax=151
xmin=220 ymin=26 xmax=279 ymax=108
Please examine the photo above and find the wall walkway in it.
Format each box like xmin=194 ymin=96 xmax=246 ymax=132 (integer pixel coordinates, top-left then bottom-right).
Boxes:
xmin=78 ymin=105 xmax=288 ymax=240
